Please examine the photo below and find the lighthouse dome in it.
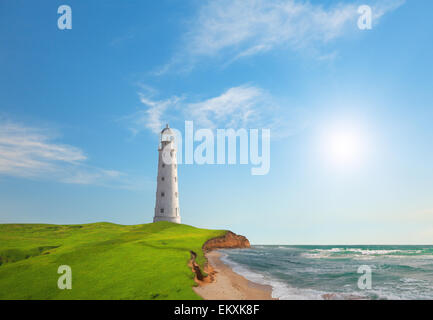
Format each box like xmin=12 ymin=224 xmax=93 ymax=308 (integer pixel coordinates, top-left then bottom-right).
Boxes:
xmin=161 ymin=124 xmax=173 ymax=135
xmin=160 ymin=124 xmax=175 ymax=145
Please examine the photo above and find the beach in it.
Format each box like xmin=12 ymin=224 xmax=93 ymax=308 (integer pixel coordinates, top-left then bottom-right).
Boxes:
xmin=193 ymin=251 xmax=275 ymax=300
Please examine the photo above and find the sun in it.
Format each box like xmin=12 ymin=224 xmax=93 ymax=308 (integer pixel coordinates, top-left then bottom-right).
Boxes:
xmin=322 ymin=127 xmax=367 ymax=168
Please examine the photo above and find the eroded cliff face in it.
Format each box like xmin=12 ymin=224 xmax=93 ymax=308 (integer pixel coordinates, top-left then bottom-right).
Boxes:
xmin=190 ymin=231 xmax=251 ymax=284
xmin=203 ymin=231 xmax=250 ymax=252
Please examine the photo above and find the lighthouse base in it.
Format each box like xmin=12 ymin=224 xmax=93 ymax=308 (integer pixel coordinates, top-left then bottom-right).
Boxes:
xmin=153 ymin=215 xmax=181 ymax=224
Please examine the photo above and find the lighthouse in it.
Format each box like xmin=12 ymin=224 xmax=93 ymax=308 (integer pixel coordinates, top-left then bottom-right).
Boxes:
xmin=153 ymin=124 xmax=181 ymax=224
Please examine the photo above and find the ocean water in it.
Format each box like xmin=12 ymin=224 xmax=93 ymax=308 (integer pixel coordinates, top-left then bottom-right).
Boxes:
xmin=220 ymin=245 xmax=433 ymax=300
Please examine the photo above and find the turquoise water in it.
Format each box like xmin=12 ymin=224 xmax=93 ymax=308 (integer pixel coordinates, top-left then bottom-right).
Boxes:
xmin=220 ymin=245 xmax=433 ymax=300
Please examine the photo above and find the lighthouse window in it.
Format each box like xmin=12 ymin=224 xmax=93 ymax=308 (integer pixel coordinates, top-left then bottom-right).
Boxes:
xmin=161 ymin=177 xmax=165 ymax=181
xmin=162 ymin=163 xmax=165 ymax=168
xmin=161 ymin=192 xmax=165 ymax=197
xmin=174 ymin=177 xmax=177 ymax=182
xmin=175 ymin=192 xmax=178 ymax=197
xmin=160 ymin=208 xmax=164 ymax=213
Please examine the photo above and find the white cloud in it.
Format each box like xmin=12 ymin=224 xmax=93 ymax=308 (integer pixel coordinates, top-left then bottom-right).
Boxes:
xmin=187 ymin=85 xmax=267 ymax=129
xmin=138 ymin=94 xmax=183 ymax=134
xmin=125 ymin=90 xmax=183 ymax=135
xmin=128 ymin=84 xmax=309 ymax=138
xmin=0 ymin=121 xmax=85 ymax=177
xmin=0 ymin=119 xmax=138 ymax=188
xmin=158 ymin=0 xmax=405 ymax=73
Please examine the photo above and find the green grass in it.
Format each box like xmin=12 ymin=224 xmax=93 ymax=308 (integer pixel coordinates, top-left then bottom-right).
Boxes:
xmin=0 ymin=222 xmax=226 ymax=300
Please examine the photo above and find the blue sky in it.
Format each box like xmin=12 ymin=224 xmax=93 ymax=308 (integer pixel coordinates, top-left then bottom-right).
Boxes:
xmin=1 ymin=0 xmax=432 ymax=244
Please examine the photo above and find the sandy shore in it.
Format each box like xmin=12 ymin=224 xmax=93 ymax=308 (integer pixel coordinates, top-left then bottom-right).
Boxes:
xmin=193 ymin=251 xmax=275 ymax=300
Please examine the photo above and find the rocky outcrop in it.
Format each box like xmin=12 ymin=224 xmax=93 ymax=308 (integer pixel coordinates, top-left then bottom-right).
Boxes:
xmin=203 ymin=231 xmax=250 ymax=252
xmin=189 ymin=251 xmax=205 ymax=281
xmin=188 ymin=231 xmax=251 ymax=285
xmin=190 ymin=231 xmax=251 ymax=286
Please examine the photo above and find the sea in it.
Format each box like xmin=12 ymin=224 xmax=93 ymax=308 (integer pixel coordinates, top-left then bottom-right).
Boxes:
xmin=220 ymin=245 xmax=433 ymax=300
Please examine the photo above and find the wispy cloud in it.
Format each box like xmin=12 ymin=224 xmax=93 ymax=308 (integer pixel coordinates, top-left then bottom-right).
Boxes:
xmin=187 ymin=85 xmax=270 ymax=129
xmin=0 ymin=121 xmax=85 ymax=177
xmin=126 ymin=84 xmax=309 ymax=138
xmin=156 ymin=0 xmax=405 ymax=73
xmin=0 ymin=119 xmax=141 ymax=188
xmin=123 ymin=86 xmax=184 ymax=135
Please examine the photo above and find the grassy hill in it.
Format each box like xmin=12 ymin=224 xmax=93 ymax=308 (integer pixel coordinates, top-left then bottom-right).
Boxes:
xmin=0 ymin=221 xmax=226 ymax=300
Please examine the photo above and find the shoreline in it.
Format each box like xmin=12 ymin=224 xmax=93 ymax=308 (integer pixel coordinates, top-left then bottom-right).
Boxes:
xmin=193 ymin=251 xmax=275 ymax=300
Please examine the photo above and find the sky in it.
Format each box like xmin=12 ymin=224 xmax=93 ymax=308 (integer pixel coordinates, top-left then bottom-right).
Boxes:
xmin=1 ymin=0 xmax=433 ymax=244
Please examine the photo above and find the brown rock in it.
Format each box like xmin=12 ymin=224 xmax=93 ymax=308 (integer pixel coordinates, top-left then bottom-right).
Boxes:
xmin=190 ymin=231 xmax=251 ymax=286
xmin=203 ymin=231 xmax=250 ymax=252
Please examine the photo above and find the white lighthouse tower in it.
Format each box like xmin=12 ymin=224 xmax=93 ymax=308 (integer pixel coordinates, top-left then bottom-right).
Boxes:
xmin=153 ymin=124 xmax=181 ymax=224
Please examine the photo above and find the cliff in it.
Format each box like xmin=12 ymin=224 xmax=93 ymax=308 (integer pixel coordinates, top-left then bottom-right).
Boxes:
xmin=203 ymin=231 xmax=250 ymax=252
xmin=190 ymin=231 xmax=251 ymax=285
